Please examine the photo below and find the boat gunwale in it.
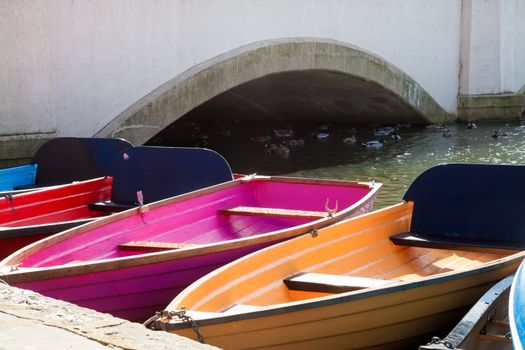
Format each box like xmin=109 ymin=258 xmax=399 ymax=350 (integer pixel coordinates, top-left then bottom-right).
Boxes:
xmin=420 ymin=273 xmax=514 ymax=349
xmin=156 ymin=249 xmax=525 ymax=331
xmin=0 ymin=185 xmax=60 ymax=198
xmin=509 ymin=258 xmax=525 ymax=350
xmin=0 ymin=175 xmax=381 ymax=284
xmin=0 ymin=217 xmax=99 ymax=238
xmin=0 ymin=176 xmax=112 ymax=202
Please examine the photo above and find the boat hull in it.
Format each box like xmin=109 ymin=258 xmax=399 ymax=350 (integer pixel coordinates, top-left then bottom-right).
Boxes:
xmin=170 ymin=268 xmax=516 ymax=349
xmin=12 ymin=243 xmax=269 ymax=322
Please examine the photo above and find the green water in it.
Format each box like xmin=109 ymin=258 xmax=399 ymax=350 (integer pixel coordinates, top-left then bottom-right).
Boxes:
xmin=287 ymin=122 xmax=525 ymax=208
xmin=150 ymin=120 xmax=525 ymax=208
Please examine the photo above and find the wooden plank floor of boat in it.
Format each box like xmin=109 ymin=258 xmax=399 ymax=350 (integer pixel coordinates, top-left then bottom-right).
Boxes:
xmin=218 ymin=206 xmax=327 ymax=220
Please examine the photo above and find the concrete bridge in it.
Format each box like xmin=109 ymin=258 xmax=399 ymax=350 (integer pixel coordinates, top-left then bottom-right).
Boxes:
xmin=1 ymin=0 xmax=524 ymax=161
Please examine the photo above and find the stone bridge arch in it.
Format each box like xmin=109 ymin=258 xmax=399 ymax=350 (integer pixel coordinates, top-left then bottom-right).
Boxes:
xmin=96 ymin=38 xmax=451 ymax=145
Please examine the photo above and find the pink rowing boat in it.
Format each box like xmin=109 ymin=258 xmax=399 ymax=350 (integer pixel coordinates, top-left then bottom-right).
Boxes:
xmin=0 ymin=175 xmax=381 ymax=322
xmin=0 ymin=145 xmax=234 ymax=260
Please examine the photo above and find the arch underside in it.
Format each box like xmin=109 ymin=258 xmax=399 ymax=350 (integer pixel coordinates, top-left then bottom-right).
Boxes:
xmin=96 ymin=39 xmax=452 ymax=145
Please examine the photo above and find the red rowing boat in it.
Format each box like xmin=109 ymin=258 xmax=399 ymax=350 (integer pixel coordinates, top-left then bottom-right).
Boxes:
xmin=0 ymin=177 xmax=113 ymax=259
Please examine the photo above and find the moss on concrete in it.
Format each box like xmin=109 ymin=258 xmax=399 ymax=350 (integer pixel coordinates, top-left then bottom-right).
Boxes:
xmin=96 ymin=38 xmax=453 ymax=145
xmin=458 ymin=93 xmax=525 ymax=121
xmin=0 ymin=132 xmax=57 ymax=167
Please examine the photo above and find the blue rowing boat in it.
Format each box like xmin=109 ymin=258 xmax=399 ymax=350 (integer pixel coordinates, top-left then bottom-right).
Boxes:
xmin=0 ymin=164 xmax=38 ymax=192
xmin=510 ymin=259 xmax=525 ymax=350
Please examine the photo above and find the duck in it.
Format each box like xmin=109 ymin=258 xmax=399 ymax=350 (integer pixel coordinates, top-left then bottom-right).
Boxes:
xmin=287 ymin=139 xmax=305 ymax=148
xmin=277 ymin=144 xmax=290 ymax=159
xmin=391 ymin=134 xmax=401 ymax=141
xmin=395 ymin=123 xmax=411 ymax=128
xmin=193 ymin=139 xmax=208 ymax=148
xmin=251 ymin=135 xmax=272 ymax=143
xmin=314 ymin=132 xmax=330 ymax=140
xmin=362 ymin=140 xmax=383 ymax=148
xmin=466 ymin=121 xmax=477 ymax=129
xmin=274 ymin=129 xmax=294 ymax=138
xmin=492 ymin=130 xmax=509 ymax=139
xmin=264 ymin=143 xmax=278 ymax=155
xmin=432 ymin=124 xmax=449 ymax=133
xmin=342 ymin=135 xmax=357 ymax=144
xmin=373 ymin=127 xmax=395 ymax=137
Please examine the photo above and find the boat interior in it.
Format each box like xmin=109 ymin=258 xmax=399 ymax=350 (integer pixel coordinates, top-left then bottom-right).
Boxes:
xmin=0 ymin=177 xmax=113 ymax=230
xmin=169 ymin=202 xmax=518 ymax=314
xmin=15 ymin=178 xmax=372 ymax=267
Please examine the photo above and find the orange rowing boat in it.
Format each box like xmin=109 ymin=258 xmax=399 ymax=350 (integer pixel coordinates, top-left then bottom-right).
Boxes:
xmin=149 ymin=164 xmax=525 ymax=349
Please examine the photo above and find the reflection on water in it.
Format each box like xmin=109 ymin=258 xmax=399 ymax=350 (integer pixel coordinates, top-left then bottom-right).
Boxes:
xmin=149 ymin=120 xmax=525 ymax=208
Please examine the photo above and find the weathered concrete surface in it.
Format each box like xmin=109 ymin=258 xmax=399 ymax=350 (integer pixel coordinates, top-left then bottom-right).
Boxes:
xmin=2 ymin=1 xmax=525 ymax=161
xmin=0 ymin=284 xmax=217 ymax=350
xmin=0 ymin=312 xmax=110 ymax=350
xmin=96 ymin=39 xmax=452 ymax=145
xmin=1 ymin=0 xmax=463 ymax=139
xmin=0 ymin=133 xmax=57 ymax=168
xmin=457 ymin=93 xmax=525 ymax=121
xmin=147 ymin=70 xmax=430 ymax=128
xmin=460 ymin=0 xmax=525 ymax=96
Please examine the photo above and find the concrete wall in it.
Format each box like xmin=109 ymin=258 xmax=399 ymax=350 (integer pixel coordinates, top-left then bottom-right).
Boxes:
xmin=1 ymin=0 xmax=463 ymax=140
xmin=3 ymin=0 xmax=524 ymax=144
xmin=513 ymin=0 xmax=525 ymax=93
xmin=0 ymin=1 xmax=56 ymax=135
xmin=460 ymin=0 xmax=525 ymax=95
xmin=98 ymin=39 xmax=452 ymax=145
xmin=458 ymin=0 xmax=525 ymax=121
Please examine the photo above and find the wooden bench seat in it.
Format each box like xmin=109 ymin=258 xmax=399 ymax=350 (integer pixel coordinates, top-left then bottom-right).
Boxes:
xmin=218 ymin=206 xmax=327 ymax=220
xmin=118 ymin=241 xmax=199 ymax=252
xmin=389 ymin=232 xmax=524 ymax=252
xmin=284 ymin=272 xmax=392 ymax=294
xmin=88 ymin=200 xmax=135 ymax=213
xmin=65 ymin=260 xmax=85 ymax=265
xmin=223 ymin=304 xmax=262 ymax=314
